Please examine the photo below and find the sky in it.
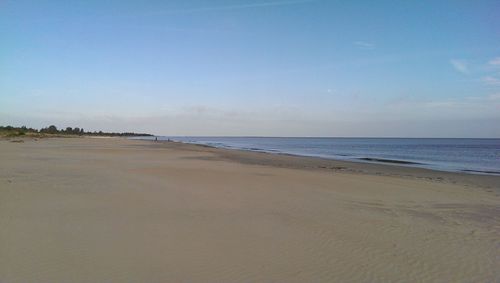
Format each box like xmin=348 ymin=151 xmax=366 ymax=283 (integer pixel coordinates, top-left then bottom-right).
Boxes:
xmin=1 ymin=0 xmax=500 ymax=137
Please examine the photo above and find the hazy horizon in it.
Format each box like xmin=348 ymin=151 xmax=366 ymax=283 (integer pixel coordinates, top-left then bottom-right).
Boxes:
xmin=2 ymin=0 xmax=500 ymax=138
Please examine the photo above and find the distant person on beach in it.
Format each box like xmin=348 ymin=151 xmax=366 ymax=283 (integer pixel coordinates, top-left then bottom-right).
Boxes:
xmin=155 ymin=137 xmax=157 ymax=142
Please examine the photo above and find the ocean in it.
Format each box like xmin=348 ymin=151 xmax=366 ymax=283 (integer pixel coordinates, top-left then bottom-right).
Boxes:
xmin=145 ymin=137 xmax=500 ymax=175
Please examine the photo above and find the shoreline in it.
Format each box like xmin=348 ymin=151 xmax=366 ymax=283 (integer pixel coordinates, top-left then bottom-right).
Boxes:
xmin=4 ymin=135 xmax=500 ymax=188
xmin=139 ymin=137 xmax=500 ymax=177
xmin=147 ymin=140 xmax=500 ymax=190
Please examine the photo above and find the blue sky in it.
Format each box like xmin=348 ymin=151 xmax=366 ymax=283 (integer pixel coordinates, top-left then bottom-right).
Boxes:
xmin=1 ymin=0 xmax=500 ymax=137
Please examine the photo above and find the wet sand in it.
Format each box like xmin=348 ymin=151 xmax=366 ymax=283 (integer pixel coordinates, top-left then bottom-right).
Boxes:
xmin=1 ymin=137 xmax=499 ymax=282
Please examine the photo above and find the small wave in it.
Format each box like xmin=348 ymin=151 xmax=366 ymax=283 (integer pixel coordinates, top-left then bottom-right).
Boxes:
xmin=358 ymin=157 xmax=423 ymax=165
xmin=461 ymin=169 xmax=500 ymax=175
xmin=244 ymin=147 xmax=263 ymax=151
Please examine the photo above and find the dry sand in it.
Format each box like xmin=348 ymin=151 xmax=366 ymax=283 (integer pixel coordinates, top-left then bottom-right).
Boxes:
xmin=0 ymin=137 xmax=498 ymax=282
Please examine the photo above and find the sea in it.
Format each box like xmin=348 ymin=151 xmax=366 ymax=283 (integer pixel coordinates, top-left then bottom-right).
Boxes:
xmin=141 ymin=137 xmax=500 ymax=175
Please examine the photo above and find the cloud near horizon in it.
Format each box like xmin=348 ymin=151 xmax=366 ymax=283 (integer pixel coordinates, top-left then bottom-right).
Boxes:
xmin=481 ymin=57 xmax=500 ymax=86
xmin=489 ymin=57 xmax=500 ymax=66
xmin=482 ymin=76 xmax=500 ymax=86
xmin=3 ymin=92 xmax=499 ymax=137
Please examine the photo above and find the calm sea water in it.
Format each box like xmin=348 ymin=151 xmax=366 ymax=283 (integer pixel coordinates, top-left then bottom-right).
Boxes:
xmin=147 ymin=137 xmax=500 ymax=175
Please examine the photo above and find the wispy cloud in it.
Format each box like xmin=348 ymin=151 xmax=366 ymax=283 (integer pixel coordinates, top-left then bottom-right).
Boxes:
xmin=466 ymin=93 xmax=500 ymax=101
xmin=478 ymin=57 xmax=500 ymax=86
xmin=386 ymin=93 xmax=500 ymax=119
xmin=354 ymin=41 xmax=375 ymax=50
xmin=487 ymin=93 xmax=500 ymax=101
xmin=488 ymin=93 xmax=500 ymax=100
xmin=450 ymin=59 xmax=468 ymax=74
xmin=488 ymin=57 xmax=500 ymax=66
xmin=482 ymin=76 xmax=500 ymax=86
xmin=145 ymin=0 xmax=316 ymax=15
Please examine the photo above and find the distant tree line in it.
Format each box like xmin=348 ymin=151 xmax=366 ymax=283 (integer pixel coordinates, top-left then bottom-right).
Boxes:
xmin=0 ymin=125 xmax=153 ymax=137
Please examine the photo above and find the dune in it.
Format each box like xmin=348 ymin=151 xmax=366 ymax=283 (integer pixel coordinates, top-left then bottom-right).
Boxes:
xmin=0 ymin=137 xmax=498 ymax=282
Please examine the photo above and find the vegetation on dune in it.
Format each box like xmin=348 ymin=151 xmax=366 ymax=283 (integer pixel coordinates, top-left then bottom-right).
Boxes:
xmin=0 ymin=125 xmax=153 ymax=138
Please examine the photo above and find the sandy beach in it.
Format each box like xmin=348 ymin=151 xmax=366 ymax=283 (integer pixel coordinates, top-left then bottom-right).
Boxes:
xmin=0 ymin=137 xmax=498 ymax=282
